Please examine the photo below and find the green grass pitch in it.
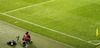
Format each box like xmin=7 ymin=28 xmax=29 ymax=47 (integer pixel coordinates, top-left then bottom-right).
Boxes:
xmin=0 ymin=20 xmax=71 ymax=48
xmin=0 ymin=0 xmax=100 ymax=48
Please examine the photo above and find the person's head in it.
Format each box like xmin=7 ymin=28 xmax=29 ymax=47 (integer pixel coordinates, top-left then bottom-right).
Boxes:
xmin=26 ymin=31 xmax=29 ymax=34
xmin=23 ymin=42 xmax=26 ymax=44
xmin=23 ymin=42 xmax=26 ymax=47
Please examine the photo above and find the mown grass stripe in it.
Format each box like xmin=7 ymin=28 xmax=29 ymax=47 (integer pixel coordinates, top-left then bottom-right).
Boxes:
xmin=0 ymin=12 xmax=95 ymax=45
xmin=4 ymin=0 xmax=55 ymax=13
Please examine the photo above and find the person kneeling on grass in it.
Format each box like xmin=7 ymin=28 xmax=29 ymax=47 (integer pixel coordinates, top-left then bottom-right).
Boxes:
xmin=7 ymin=40 xmax=17 ymax=46
xmin=23 ymin=32 xmax=32 ymax=43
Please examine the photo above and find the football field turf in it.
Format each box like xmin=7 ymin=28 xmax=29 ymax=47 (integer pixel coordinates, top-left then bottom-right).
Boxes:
xmin=0 ymin=0 xmax=100 ymax=48
xmin=0 ymin=20 xmax=72 ymax=48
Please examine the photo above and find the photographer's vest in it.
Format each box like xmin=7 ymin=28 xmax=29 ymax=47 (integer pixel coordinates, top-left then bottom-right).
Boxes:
xmin=23 ymin=34 xmax=29 ymax=40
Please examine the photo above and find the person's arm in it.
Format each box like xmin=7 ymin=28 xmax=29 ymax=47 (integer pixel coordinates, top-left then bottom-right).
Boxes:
xmin=28 ymin=34 xmax=31 ymax=38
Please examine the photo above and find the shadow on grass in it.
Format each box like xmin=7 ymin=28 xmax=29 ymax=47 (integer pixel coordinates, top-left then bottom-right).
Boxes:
xmin=18 ymin=40 xmax=37 ymax=48
xmin=28 ymin=43 xmax=37 ymax=48
xmin=7 ymin=45 xmax=16 ymax=48
xmin=18 ymin=40 xmax=23 ymax=46
xmin=12 ymin=45 xmax=16 ymax=48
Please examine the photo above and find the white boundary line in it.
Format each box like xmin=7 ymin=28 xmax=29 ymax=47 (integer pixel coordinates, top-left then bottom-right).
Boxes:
xmin=0 ymin=20 xmax=76 ymax=48
xmin=0 ymin=0 xmax=97 ymax=45
xmin=4 ymin=0 xmax=55 ymax=13
xmin=88 ymin=40 xmax=100 ymax=45
xmin=0 ymin=12 xmax=96 ymax=45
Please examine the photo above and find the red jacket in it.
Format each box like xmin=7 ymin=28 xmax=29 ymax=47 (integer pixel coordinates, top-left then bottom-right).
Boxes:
xmin=23 ymin=34 xmax=30 ymax=40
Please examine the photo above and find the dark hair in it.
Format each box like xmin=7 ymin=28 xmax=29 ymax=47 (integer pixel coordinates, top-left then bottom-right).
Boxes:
xmin=26 ymin=31 xmax=29 ymax=34
xmin=23 ymin=42 xmax=26 ymax=47
xmin=23 ymin=42 xmax=26 ymax=44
